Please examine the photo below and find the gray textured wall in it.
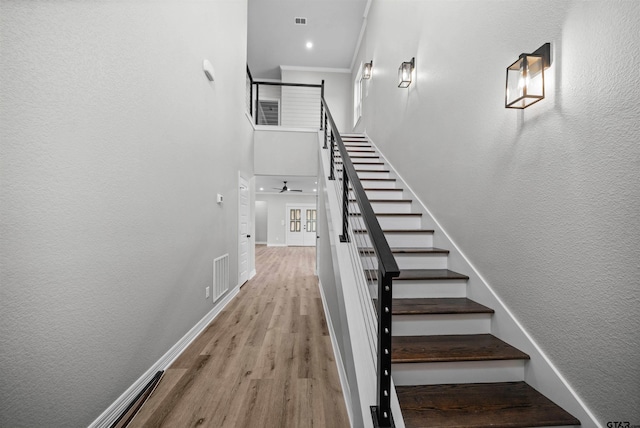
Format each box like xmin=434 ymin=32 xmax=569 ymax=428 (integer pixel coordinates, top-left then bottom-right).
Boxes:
xmin=0 ymin=1 xmax=253 ymax=426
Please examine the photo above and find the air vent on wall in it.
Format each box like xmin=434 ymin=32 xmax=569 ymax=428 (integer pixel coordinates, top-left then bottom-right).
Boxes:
xmin=294 ymin=17 xmax=307 ymax=25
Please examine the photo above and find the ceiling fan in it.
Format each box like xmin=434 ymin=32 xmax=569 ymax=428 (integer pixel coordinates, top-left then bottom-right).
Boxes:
xmin=274 ymin=181 xmax=303 ymax=193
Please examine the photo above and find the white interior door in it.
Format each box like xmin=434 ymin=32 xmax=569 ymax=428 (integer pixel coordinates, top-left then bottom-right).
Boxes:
xmin=286 ymin=204 xmax=316 ymax=247
xmin=238 ymin=177 xmax=249 ymax=286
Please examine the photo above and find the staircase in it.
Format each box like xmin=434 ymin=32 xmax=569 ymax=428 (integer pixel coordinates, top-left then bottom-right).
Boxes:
xmin=335 ymin=134 xmax=580 ymax=428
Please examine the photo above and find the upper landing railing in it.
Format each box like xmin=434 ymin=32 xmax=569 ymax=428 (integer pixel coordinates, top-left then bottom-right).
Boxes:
xmin=246 ymin=65 xmax=324 ymax=128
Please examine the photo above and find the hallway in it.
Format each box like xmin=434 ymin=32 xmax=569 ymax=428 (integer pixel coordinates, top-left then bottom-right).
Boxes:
xmin=129 ymin=246 xmax=350 ymax=427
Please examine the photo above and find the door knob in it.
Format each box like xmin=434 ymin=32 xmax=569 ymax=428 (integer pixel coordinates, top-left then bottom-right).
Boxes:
xmin=246 ymin=234 xmax=251 ymax=238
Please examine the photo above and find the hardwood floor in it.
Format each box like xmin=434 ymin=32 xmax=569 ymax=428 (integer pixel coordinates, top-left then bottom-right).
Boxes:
xmin=130 ymin=246 xmax=350 ymax=428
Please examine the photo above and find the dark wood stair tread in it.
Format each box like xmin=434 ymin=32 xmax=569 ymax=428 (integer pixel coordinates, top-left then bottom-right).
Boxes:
xmin=392 ymin=334 xmax=530 ymax=363
xmin=365 ymin=269 xmax=469 ymax=283
xmin=359 ymin=247 xmax=449 ymax=255
xmin=391 ymin=298 xmax=494 ymax=315
xmin=350 ymin=212 xmax=420 ymax=216
xmin=397 ymin=381 xmax=580 ymax=428
xmin=350 ymin=198 xmax=410 ymax=203
xmin=335 ymin=160 xmax=384 ymax=165
xmin=395 ymin=269 xmax=469 ymax=281
xmin=363 ymin=187 xmax=403 ymax=191
xmin=354 ymin=229 xmax=434 ymax=234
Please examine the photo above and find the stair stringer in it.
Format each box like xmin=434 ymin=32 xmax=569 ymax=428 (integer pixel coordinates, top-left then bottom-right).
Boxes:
xmin=363 ymin=132 xmax=599 ymax=428
xmin=318 ymin=132 xmax=407 ymax=428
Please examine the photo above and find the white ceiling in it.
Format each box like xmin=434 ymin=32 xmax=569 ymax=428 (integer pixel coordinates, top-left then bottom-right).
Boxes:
xmin=255 ymin=175 xmax=318 ymax=195
xmin=247 ymin=0 xmax=369 ymax=79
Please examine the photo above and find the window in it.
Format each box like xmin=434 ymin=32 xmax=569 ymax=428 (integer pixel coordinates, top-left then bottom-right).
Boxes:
xmin=354 ymin=62 xmax=364 ymax=126
xmin=257 ymin=99 xmax=280 ymax=126
xmin=289 ymin=209 xmax=301 ymax=232
xmin=306 ymin=209 xmax=317 ymax=233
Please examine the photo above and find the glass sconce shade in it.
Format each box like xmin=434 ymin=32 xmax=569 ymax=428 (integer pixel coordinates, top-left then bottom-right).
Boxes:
xmin=398 ymin=57 xmax=415 ymax=88
xmin=505 ymin=43 xmax=551 ymax=109
xmin=363 ymin=61 xmax=373 ymax=79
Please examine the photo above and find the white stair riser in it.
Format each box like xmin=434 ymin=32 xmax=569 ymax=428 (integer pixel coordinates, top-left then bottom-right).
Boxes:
xmin=360 ymin=180 xmax=397 ymax=189
xmin=364 ymin=253 xmax=448 ymax=270
xmin=354 ymin=233 xmax=434 ymax=248
xmin=343 ymin=140 xmax=370 ymax=145
xmin=357 ymin=171 xmax=391 ymax=180
xmin=376 ymin=215 xmax=422 ymax=229
xmin=392 ymin=314 xmax=492 ymax=336
xmin=356 ymin=163 xmax=387 ymax=171
xmin=392 ymin=360 xmax=525 ymax=386
xmin=365 ymin=190 xmax=405 ymax=199
xmin=392 ymin=280 xmax=468 ymax=299
xmin=339 ymin=163 xmax=387 ymax=172
xmin=351 ymin=201 xmax=410 ymax=212
xmin=348 ymin=152 xmax=379 ymax=158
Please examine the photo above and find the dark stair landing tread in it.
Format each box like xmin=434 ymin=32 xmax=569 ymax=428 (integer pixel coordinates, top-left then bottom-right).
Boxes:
xmin=392 ymin=298 xmax=494 ymax=315
xmin=392 ymin=334 xmax=530 ymax=363
xmin=397 ymin=381 xmax=580 ymax=428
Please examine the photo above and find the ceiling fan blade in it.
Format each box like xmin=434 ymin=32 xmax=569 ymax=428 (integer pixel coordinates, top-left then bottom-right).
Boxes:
xmin=290 ymin=189 xmax=303 ymax=192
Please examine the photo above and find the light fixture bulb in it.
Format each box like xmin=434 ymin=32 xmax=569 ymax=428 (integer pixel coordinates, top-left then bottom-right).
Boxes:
xmin=306 ymin=41 xmax=313 ymax=49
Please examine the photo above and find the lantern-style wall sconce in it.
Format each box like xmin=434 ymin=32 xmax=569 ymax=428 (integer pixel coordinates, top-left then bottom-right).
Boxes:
xmin=505 ymin=43 xmax=551 ymax=109
xmin=363 ymin=61 xmax=373 ymax=79
xmin=398 ymin=57 xmax=415 ymax=88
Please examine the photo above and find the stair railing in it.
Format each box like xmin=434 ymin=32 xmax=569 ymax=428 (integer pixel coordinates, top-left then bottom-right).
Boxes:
xmin=321 ymin=97 xmax=400 ymax=428
xmin=246 ymin=65 xmax=325 ymax=128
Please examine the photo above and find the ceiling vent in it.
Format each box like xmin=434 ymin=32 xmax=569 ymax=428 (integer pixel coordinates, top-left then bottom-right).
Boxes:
xmin=294 ymin=17 xmax=307 ymax=25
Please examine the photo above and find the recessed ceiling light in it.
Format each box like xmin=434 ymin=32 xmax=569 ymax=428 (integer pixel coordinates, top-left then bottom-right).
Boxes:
xmin=313 ymin=189 xmax=317 ymax=192
xmin=259 ymin=187 xmax=263 ymax=191
xmin=306 ymin=41 xmax=313 ymax=49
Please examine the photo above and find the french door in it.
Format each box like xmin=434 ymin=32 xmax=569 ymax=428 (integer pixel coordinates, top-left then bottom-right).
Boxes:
xmin=285 ymin=204 xmax=317 ymax=247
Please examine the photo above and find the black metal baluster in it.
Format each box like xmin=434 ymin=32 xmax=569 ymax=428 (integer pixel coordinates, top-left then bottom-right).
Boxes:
xmin=329 ymin=131 xmax=335 ymax=181
xmin=323 ymin=114 xmax=328 ymax=149
xmin=320 ymin=80 xmax=325 ymax=130
xmin=255 ymin=84 xmax=260 ymax=126
xmin=372 ymin=270 xmax=394 ymax=428
xmin=339 ymin=167 xmax=350 ymax=243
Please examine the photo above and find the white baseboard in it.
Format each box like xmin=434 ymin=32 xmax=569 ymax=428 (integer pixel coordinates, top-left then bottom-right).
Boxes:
xmin=317 ymin=280 xmax=354 ymax=427
xmin=88 ymin=287 xmax=240 ymax=428
xmin=248 ymin=269 xmax=257 ymax=281
xmin=255 ymin=241 xmax=267 ymax=245
xmin=266 ymin=243 xmax=287 ymax=247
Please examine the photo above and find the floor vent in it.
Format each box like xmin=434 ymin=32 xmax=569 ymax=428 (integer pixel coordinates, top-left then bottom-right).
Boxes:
xmin=294 ymin=17 xmax=307 ymax=25
xmin=213 ymin=254 xmax=229 ymax=302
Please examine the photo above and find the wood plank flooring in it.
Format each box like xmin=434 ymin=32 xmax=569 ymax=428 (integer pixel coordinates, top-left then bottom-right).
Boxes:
xmin=130 ymin=246 xmax=350 ymax=428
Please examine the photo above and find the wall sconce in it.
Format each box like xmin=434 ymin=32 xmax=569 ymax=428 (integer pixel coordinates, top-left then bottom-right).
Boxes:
xmin=203 ymin=59 xmax=215 ymax=81
xmin=363 ymin=61 xmax=373 ymax=79
xmin=398 ymin=57 xmax=415 ymax=88
xmin=505 ymin=43 xmax=551 ymax=109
